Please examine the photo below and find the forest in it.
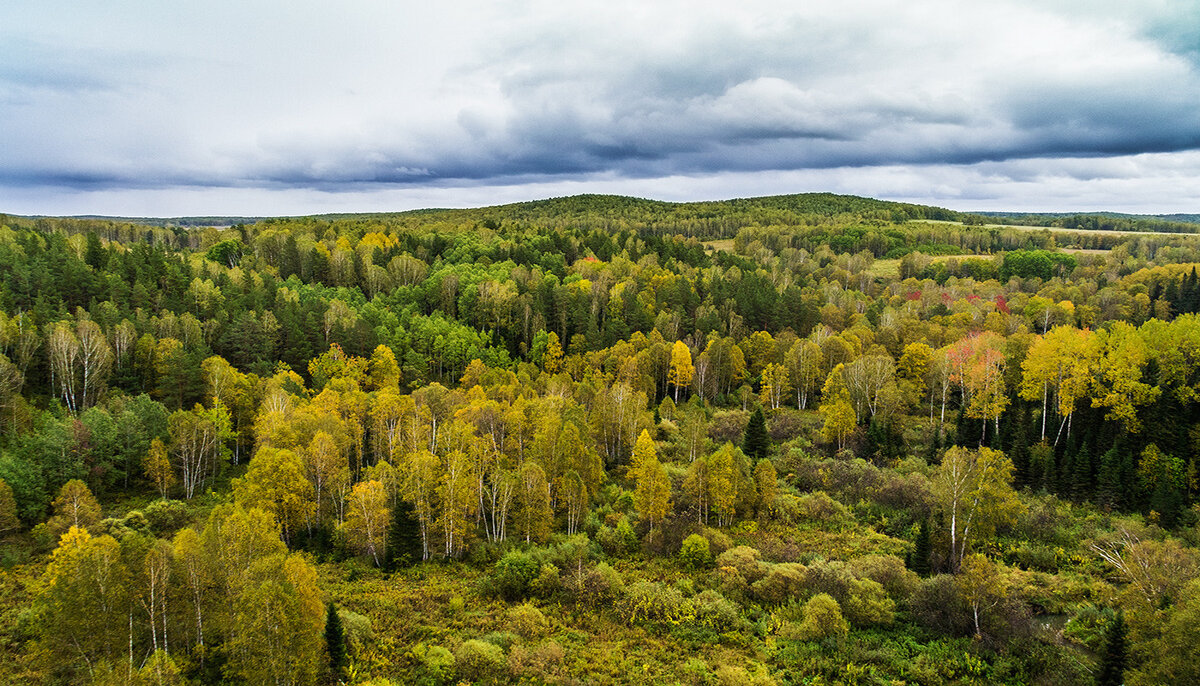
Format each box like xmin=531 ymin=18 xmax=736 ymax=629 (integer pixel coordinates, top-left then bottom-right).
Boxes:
xmin=3 ymin=192 xmax=1200 ymax=684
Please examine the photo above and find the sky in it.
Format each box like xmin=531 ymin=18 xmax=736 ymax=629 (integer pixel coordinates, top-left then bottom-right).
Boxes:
xmin=2 ymin=0 xmax=1199 ymax=217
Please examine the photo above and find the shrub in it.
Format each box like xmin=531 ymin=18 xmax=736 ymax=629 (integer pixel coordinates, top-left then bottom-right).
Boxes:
xmin=680 ymin=534 xmax=712 ymax=570
xmin=616 ymin=517 xmax=639 ymax=552
xmin=797 ymin=491 xmax=850 ymax=523
xmin=93 ymin=511 xmax=152 ymax=540
xmin=507 ymin=640 xmax=565 ymax=681
xmin=618 ymin=581 xmax=694 ymax=625
xmin=530 ymin=563 xmax=562 ymax=599
xmin=479 ymin=631 xmax=520 ymax=651
xmin=489 ymin=551 xmax=540 ymax=600
xmin=410 ymin=643 xmax=455 ymax=686
xmin=143 ymin=499 xmax=189 ymax=535
xmin=700 ymin=527 xmax=733 ymax=557
xmin=338 ymin=609 xmax=374 ymax=655
xmin=843 ymin=577 xmax=895 ymax=626
xmin=693 ymin=590 xmax=744 ymax=632
xmin=715 ymin=661 xmax=776 ymax=686
xmin=752 ymin=563 xmax=808 ymax=606
xmin=508 ymin=603 xmax=549 ymax=639
xmin=580 ymin=562 xmax=624 ymax=604
xmin=847 ymin=554 xmax=919 ymax=601
xmin=909 ymin=575 xmax=973 ymax=637
xmin=788 ymin=593 xmax=848 ymax=642
xmin=455 ymin=639 xmax=507 ymax=684
xmin=716 ymin=546 xmax=769 ymax=584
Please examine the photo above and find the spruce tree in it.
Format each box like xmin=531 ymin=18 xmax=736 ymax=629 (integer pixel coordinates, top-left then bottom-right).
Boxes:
xmin=1096 ymin=610 xmax=1126 ymax=686
xmin=384 ymin=500 xmax=423 ymax=571
xmin=1097 ymin=446 xmax=1123 ymax=509
xmin=742 ymin=407 xmax=769 ymax=461
xmin=1010 ymin=403 xmax=1030 ymax=488
xmin=911 ymin=520 xmax=932 ymax=577
xmin=325 ymin=601 xmax=347 ymax=681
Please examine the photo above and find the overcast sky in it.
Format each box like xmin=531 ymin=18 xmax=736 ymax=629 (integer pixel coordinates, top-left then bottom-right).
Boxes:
xmin=2 ymin=0 xmax=1199 ymax=217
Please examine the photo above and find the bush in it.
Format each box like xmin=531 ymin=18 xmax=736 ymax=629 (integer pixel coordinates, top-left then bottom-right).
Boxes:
xmin=530 ymin=563 xmax=562 ymax=599
xmin=700 ymin=527 xmax=733 ymax=557
xmin=786 ymin=593 xmax=848 ymax=642
xmin=508 ymin=604 xmax=549 ymax=639
xmin=143 ymin=499 xmax=189 ymax=535
xmin=751 ymin=563 xmax=808 ymax=606
xmin=507 ymin=640 xmax=565 ymax=681
xmin=410 ymin=643 xmax=455 ymax=686
xmin=843 ymin=577 xmax=895 ymax=626
xmin=618 ymin=581 xmax=694 ymax=625
xmin=796 ymin=491 xmax=850 ymax=523
xmin=680 ymin=534 xmax=712 ymax=570
xmin=580 ymin=562 xmax=624 ymax=604
xmin=339 ymin=609 xmax=374 ymax=655
xmin=93 ymin=511 xmax=152 ymax=540
xmin=909 ymin=575 xmax=973 ymax=637
xmin=693 ymin=590 xmax=744 ymax=632
xmin=479 ymin=631 xmax=520 ymax=651
xmin=716 ymin=546 xmax=769 ymax=584
xmin=489 ymin=551 xmax=540 ymax=601
xmin=455 ymin=639 xmax=507 ymax=684
xmin=847 ymin=554 xmax=919 ymax=601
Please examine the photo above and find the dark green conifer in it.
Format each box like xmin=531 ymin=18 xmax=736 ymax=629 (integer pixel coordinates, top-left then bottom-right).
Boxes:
xmin=325 ymin=601 xmax=347 ymax=681
xmin=911 ymin=520 xmax=932 ymax=577
xmin=1095 ymin=610 xmax=1126 ymax=686
xmin=742 ymin=407 xmax=769 ymax=461
xmin=1097 ymin=446 xmax=1123 ymax=509
xmin=384 ymin=500 xmax=423 ymax=571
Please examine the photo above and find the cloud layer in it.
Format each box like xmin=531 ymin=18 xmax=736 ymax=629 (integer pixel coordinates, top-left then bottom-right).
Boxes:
xmin=2 ymin=0 xmax=1199 ymax=214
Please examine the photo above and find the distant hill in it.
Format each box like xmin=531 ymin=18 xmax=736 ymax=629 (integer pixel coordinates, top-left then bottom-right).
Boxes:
xmin=978 ymin=210 xmax=1200 ymax=233
xmin=6 ymin=193 xmax=1197 ymax=233
xmin=13 ymin=215 xmax=266 ymax=228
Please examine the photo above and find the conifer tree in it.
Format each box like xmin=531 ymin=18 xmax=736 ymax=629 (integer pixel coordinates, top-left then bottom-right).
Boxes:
xmin=912 ymin=519 xmax=932 ymax=577
xmin=742 ymin=407 xmax=769 ymax=461
xmin=1095 ymin=610 xmax=1126 ymax=686
xmin=325 ymin=601 xmax=347 ymax=682
xmin=384 ymin=500 xmax=423 ymax=571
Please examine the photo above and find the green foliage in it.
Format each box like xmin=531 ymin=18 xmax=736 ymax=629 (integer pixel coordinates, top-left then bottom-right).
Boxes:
xmin=454 ymin=639 xmax=507 ymax=684
xmin=385 ymin=499 xmax=423 ymax=570
xmin=786 ymin=593 xmax=848 ymax=642
xmin=742 ymin=407 xmax=769 ymax=461
xmin=618 ymin=581 xmax=694 ymax=626
xmin=326 ymin=601 xmax=348 ymax=680
xmin=7 ymin=198 xmax=1200 ymax=684
xmin=1096 ymin=610 xmax=1126 ymax=686
xmin=679 ymin=533 xmax=712 ymax=570
xmin=488 ymin=550 xmax=540 ymax=601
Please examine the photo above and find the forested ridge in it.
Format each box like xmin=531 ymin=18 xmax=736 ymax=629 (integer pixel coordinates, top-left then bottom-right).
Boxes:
xmin=3 ymin=193 xmax=1200 ymax=684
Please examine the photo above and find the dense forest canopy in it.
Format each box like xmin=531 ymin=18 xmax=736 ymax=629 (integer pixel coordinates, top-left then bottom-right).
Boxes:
xmin=3 ymin=193 xmax=1200 ymax=684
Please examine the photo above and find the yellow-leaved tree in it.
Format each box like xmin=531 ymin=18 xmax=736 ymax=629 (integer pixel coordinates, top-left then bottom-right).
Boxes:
xmin=233 ymin=447 xmax=316 ymax=543
xmin=819 ymin=365 xmax=856 ymax=450
xmin=933 ymin=446 xmax=1022 ymax=572
xmin=668 ymin=341 xmax=694 ymax=402
xmin=630 ymin=430 xmax=672 ymax=532
xmin=344 ymin=479 xmax=390 ymax=566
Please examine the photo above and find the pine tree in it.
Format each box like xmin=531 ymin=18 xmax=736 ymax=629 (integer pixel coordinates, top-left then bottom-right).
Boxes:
xmin=1095 ymin=610 xmax=1126 ymax=686
xmin=1072 ymin=441 xmax=1094 ymax=501
xmin=325 ymin=601 xmax=347 ymax=681
xmin=911 ymin=519 xmax=932 ymax=577
xmin=742 ymin=407 xmax=769 ymax=461
xmin=385 ymin=500 xmax=424 ymax=571
xmin=1010 ymin=403 xmax=1030 ymax=487
xmin=1097 ymin=446 xmax=1123 ymax=509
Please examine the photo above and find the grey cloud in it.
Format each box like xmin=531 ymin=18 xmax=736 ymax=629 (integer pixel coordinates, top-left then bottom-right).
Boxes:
xmin=1 ymin=0 xmax=1199 ymax=211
